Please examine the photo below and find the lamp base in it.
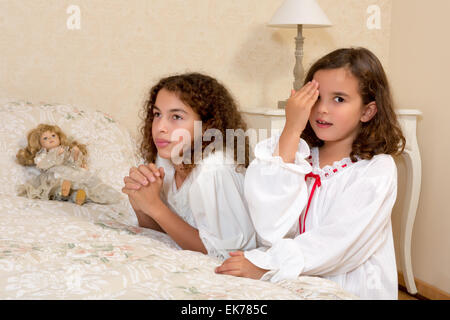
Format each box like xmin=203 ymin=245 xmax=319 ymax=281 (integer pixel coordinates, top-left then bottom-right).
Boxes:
xmin=277 ymin=100 xmax=287 ymax=109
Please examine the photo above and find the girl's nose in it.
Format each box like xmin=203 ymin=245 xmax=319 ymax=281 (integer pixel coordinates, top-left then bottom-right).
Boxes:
xmin=155 ymin=118 xmax=169 ymax=133
xmin=315 ymin=98 xmax=328 ymax=114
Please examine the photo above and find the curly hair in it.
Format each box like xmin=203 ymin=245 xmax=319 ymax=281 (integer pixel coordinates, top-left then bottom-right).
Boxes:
xmin=301 ymin=47 xmax=405 ymax=161
xmin=16 ymin=124 xmax=87 ymax=166
xmin=139 ymin=72 xmax=250 ymax=171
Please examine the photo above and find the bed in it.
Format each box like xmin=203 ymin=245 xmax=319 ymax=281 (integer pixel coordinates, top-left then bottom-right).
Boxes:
xmin=0 ymin=100 xmax=357 ymax=300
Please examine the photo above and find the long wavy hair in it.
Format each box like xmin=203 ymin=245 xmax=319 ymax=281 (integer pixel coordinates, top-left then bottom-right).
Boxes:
xmin=16 ymin=124 xmax=87 ymax=166
xmin=140 ymin=72 xmax=250 ymax=171
xmin=301 ymin=47 xmax=405 ymax=161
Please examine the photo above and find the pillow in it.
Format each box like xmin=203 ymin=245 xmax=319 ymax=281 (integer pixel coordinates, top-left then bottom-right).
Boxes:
xmin=0 ymin=100 xmax=142 ymax=196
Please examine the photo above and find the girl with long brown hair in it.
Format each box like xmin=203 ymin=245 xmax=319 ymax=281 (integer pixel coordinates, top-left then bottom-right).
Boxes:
xmin=122 ymin=72 xmax=256 ymax=260
xmin=216 ymin=47 xmax=405 ymax=300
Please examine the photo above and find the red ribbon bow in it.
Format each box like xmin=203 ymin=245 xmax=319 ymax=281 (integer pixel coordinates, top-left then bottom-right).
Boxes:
xmin=300 ymin=172 xmax=321 ymax=234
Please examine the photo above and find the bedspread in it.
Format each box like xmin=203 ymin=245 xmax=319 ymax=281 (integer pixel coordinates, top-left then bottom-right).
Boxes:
xmin=0 ymin=194 xmax=357 ymax=300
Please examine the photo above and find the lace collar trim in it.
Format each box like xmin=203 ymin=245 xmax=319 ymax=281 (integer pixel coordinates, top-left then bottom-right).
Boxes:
xmin=308 ymin=147 xmax=359 ymax=178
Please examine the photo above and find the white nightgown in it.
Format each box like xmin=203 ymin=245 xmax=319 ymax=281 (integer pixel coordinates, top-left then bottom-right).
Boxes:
xmin=243 ymin=134 xmax=398 ymax=300
xmin=131 ymin=151 xmax=257 ymax=261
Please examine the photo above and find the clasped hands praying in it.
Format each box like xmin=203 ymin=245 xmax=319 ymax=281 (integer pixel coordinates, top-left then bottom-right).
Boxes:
xmin=122 ymin=163 xmax=166 ymax=218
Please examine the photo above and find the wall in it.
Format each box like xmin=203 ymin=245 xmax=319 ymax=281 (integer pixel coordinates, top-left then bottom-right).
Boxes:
xmin=0 ymin=0 xmax=391 ymax=138
xmin=389 ymin=0 xmax=450 ymax=294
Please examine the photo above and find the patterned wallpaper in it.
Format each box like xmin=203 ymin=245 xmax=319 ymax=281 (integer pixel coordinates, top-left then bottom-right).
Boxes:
xmin=0 ymin=0 xmax=391 ymax=137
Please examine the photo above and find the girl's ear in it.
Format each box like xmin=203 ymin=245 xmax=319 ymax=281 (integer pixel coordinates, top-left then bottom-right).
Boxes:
xmin=361 ymin=101 xmax=377 ymax=123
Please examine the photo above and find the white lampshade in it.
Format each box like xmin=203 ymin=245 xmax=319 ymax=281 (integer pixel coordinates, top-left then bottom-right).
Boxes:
xmin=268 ymin=0 xmax=332 ymax=28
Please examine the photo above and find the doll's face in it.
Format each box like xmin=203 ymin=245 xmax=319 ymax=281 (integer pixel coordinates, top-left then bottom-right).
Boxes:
xmin=40 ymin=131 xmax=61 ymax=150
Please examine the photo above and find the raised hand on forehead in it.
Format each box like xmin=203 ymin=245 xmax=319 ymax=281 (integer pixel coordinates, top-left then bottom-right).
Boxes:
xmin=284 ymin=80 xmax=320 ymax=135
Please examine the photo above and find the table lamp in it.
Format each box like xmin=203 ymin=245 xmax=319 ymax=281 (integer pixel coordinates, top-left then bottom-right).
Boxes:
xmin=269 ymin=0 xmax=332 ymax=108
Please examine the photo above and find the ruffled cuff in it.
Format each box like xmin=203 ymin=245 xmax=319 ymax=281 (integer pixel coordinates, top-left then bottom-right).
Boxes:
xmin=198 ymin=229 xmax=228 ymax=261
xmin=244 ymin=239 xmax=305 ymax=283
xmin=253 ymin=134 xmax=312 ymax=175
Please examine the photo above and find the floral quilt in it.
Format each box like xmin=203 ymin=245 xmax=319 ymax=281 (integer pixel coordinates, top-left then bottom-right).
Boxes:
xmin=0 ymin=195 xmax=357 ymax=300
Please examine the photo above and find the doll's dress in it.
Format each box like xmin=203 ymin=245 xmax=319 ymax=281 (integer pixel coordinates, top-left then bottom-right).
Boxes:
xmin=17 ymin=147 xmax=120 ymax=204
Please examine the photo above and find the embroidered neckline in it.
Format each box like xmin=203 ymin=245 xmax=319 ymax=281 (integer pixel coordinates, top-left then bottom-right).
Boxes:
xmin=308 ymin=147 xmax=359 ymax=178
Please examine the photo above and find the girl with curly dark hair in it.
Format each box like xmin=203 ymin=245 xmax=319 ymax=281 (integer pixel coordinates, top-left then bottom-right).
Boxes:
xmin=216 ymin=47 xmax=405 ymax=300
xmin=122 ymin=72 xmax=256 ymax=260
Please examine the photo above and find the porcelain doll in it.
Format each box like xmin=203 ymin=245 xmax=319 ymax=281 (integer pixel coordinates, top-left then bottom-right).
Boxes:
xmin=16 ymin=124 xmax=121 ymax=205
